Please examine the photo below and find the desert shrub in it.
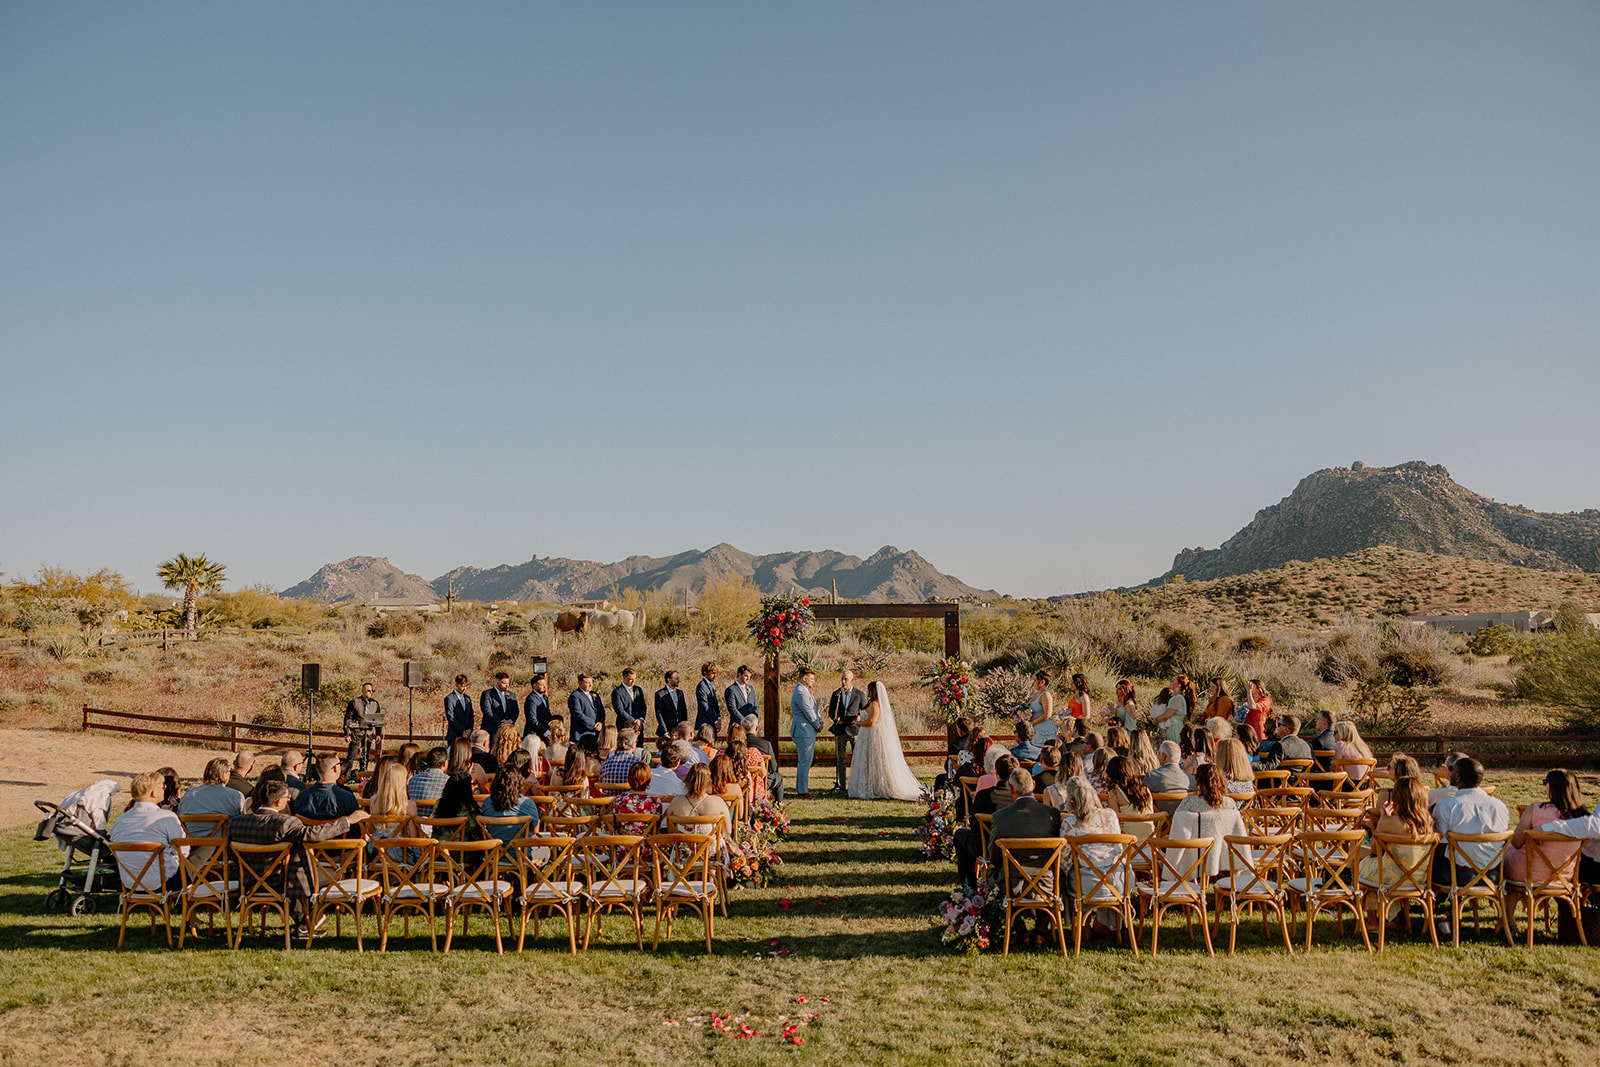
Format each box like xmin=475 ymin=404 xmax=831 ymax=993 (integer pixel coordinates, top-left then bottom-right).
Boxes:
xmin=526 ymin=615 xmax=555 ymax=648
xmin=1233 ymin=652 xmax=1330 ymax=712
xmin=693 ymin=575 xmax=760 ymax=646
xmin=0 ymin=691 xmax=23 ymax=711
xmin=367 ymin=613 xmax=428 ymax=639
xmin=959 ymin=610 xmax=1042 ymax=650
xmin=1377 ymin=623 xmax=1459 ymax=688
xmin=787 ymin=643 xmax=821 ymax=675
xmin=46 ymin=674 xmax=80 ymax=694
xmin=1348 ymin=675 xmax=1434 ymax=735
xmin=1153 ymin=623 xmax=1200 ymax=678
xmin=1236 ymin=633 xmax=1271 ymax=653
xmin=207 ymin=585 xmax=327 ymax=629
xmin=858 ymin=618 xmax=942 ymax=654
xmin=853 ymin=647 xmax=892 ymax=676
xmin=83 ymin=663 xmax=135 ymax=685
xmin=1317 ymin=627 xmax=1379 ymax=684
xmin=1466 ymin=624 xmax=1526 ymax=657
xmin=646 ymin=607 xmax=692 ymax=640
xmin=1514 ymin=629 xmax=1600 ymax=730
xmin=1057 ymin=598 xmax=1160 ymax=675
xmin=491 ymin=615 xmax=527 ymax=637
xmin=1554 ymin=599 xmax=1595 ymax=634
xmin=974 ymin=667 xmax=1031 ymax=721
xmin=165 ymin=671 xmax=206 ymax=693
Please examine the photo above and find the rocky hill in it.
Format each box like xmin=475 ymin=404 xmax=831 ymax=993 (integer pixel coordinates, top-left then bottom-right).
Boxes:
xmin=279 ymin=556 xmax=438 ymax=603
xmin=282 ymin=545 xmax=997 ymax=604
xmin=1159 ymin=461 xmax=1600 ymax=584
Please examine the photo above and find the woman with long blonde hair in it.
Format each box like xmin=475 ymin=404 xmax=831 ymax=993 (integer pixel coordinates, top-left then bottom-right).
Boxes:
xmin=367 ymin=760 xmax=419 ymax=839
xmin=1333 ymin=720 xmax=1375 ymax=782
xmin=491 ymin=723 xmax=521 ymax=768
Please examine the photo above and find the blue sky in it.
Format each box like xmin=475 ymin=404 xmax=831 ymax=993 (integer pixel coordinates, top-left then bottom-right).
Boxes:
xmin=2 ymin=3 xmax=1597 ymax=598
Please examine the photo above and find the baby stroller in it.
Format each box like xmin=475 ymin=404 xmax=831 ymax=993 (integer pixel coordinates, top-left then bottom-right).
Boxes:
xmin=34 ymin=779 xmax=123 ymax=916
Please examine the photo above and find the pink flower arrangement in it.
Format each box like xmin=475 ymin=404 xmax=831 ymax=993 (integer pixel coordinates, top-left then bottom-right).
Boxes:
xmin=923 ymin=655 xmax=974 ymax=723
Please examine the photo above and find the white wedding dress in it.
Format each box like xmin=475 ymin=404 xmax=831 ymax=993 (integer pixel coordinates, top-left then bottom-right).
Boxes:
xmin=847 ymin=682 xmax=925 ymax=802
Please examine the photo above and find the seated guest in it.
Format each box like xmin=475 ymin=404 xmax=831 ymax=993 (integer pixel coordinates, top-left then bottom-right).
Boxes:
xmin=1010 ymin=721 xmax=1041 ymax=765
xmin=1358 ymin=774 xmax=1433 ymax=933
xmin=1214 ymin=739 xmax=1255 ymax=797
xmin=1099 ymin=756 xmax=1153 ymax=815
xmin=1428 ymin=751 xmax=1471 ymax=807
xmin=1505 ymin=769 xmax=1588 ymax=884
xmin=598 ymin=725 xmax=619 ymax=761
xmin=1365 ymin=754 xmax=1423 ymax=828
xmin=433 ymin=740 xmax=482 ymax=820
xmin=953 ymin=767 xmax=1040 ymax=890
xmin=650 ymin=745 xmax=688 ymax=796
xmin=665 ymin=764 xmax=732 ymax=842
xmin=1169 ymin=764 xmax=1247 ymax=877
xmin=1256 ymin=715 xmax=1312 ymax=773
xmin=177 ymin=757 xmax=247 ymax=830
xmin=1430 ymin=757 xmax=1510 ymax=898
xmin=501 ymin=748 xmax=534 ymax=789
xmin=695 ymin=724 xmax=718 ymax=764
xmin=1035 ymin=745 xmax=1061 ymax=791
xmin=1104 ymin=725 xmax=1131 ymax=758
xmin=359 ymin=756 xmax=397 ymax=801
xmin=1312 ymin=710 xmax=1338 ymax=771
xmin=280 ymin=750 xmax=307 ymax=793
xmin=291 ymin=755 xmax=359 ymax=820
xmin=1237 ymin=723 xmax=1260 ymax=759
xmin=598 ymin=730 xmax=645 ymax=786
xmin=110 ymin=770 xmax=189 ymax=892
xmin=1144 ymin=741 xmax=1195 ymax=799
xmin=742 ymin=715 xmax=784 ymax=804
xmin=1180 ymin=725 xmax=1215 ymax=777
xmin=469 ymin=730 xmax=498 ymax=778
xmin=521 ymin=732 xmax=550 ymax=786
xmin=226 ymin=779 xmax=368 ymax=940
xmin=1082 ymin=732 xmax=1105 ymax=779
xmin=1333 ymin=721 xmax=1375 ymax=782
xmin=942 ymin=716 xmax=974 ymax=786
xmin=1127 ymin=731 xmax=1159 ymax=778
xmin=612 ymin=762 xmax=666 ymax=836
xmin=479 ymin=766 xmax=541 ymax=842
xmin=1059 ymin=775 xmax=1125 ymax=937
xmin=551 ymin=745 xmax=591 ymax=791
xmin=726 ymin=738 xmax=766 ymax=803
xmin=670 ymin=740 xmax=700 ymax=779
xmin=490 ymin=724 xmax=521 ymax=771
xmin=407 ymin=747 xmax=450 ymax=808
xmin=1538 ymin=789 xmax=1600 ymax=889
xmin=710 ymin=753 xmax=743 ymax=803
xmin=973 ymin=755 xmax=1019 ymax=818
xmin=227 ymin=751 xmax=256 ymax=797
xmin=366 ymin=761 xmax=419 ymax=839
xmin=986 ymin=769 xmax=1062 ymax=927
xmin=155 ymin=766 xmax=183 ymax=812
xmin=545 ymin=717 xmax=570 ymax=768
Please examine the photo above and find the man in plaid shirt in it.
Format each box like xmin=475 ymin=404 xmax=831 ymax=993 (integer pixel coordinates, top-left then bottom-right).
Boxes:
xmin=597 ymin=730 xmax=646 ymax=786
xmin=226 ymin=779 xmax=368 ymax=939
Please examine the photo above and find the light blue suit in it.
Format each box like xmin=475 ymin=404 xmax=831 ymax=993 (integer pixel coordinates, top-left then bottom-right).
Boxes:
xmin=790 ymin=683 xmax=823 ymax=796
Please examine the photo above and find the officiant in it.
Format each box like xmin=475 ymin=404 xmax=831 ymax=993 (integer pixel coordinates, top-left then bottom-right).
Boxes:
xmin=827 ymin=668 xmax=866 ymax=792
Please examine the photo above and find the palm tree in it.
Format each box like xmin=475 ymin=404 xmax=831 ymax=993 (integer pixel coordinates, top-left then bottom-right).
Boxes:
xmin=156 ymin=553 xmax=227 ymax=636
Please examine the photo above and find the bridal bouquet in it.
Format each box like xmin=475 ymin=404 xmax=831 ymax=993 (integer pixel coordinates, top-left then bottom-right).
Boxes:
xmin=747 ymin=594 xmax=814 ymax=656
xmin=913 ymin=786 xmax=957 ymax=861
xmin=936 ymin=884 xmax=1002 ymax=955
xmin=923 ymin=655 xmax=974 ymax=724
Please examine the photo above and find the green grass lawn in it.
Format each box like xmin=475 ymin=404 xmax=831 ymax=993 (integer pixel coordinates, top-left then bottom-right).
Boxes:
xmin=0 ymin=777 xmax=1595 ymax=1066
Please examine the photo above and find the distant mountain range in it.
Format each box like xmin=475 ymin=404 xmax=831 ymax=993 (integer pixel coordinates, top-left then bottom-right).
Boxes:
xmin=1158 ymin=461 xmax=1600 ymax=584
xmin=280 ymin=544 xmax=999 ymax=604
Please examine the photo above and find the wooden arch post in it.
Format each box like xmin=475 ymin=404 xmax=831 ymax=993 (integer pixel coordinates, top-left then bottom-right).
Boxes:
xmin=762 ymin=602 xmax=961 ymax=746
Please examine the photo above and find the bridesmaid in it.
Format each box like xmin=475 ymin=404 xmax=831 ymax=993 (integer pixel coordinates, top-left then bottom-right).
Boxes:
xmin=1103 ymin=678 xmax=1139 ymax=731
xmin=1065 ymin=673 xmax=1092 ymax=722
xmin=1026 ymin=669 xmax=1057 ymax=746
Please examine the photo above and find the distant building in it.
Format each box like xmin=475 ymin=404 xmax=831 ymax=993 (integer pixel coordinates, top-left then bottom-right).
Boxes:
xmin=368 ymin=598 xmax=441 ymax=614
xmin=1409 ymin=610 xmax=1553 ymax=635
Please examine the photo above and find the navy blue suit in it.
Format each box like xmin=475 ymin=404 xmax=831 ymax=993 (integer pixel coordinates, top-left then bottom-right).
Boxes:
xmin=480 ymin=686 xmax=519 ymax=736
xmin=523 ymin=689 xmax=551 ymax=741
xmin=695 ymin=678 xmax=721 ymax=732
xmin=444 ymin=689 xmax=475 ymax=746
xmin=611 ymin=684 xmax=646 ymax=731
xmin=568 ymin=688 xmax=603 ymax=740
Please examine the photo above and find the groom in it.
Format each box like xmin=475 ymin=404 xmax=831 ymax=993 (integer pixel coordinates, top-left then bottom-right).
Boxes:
xmin=790 ymin=667 xmax=822 ymax=800
xmin=827 ymin=668 xmax=866 ymax=792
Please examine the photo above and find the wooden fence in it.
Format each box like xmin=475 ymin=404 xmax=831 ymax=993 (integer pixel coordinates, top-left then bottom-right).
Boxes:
xmin=81 ymin=705 xmax=350 ymax=755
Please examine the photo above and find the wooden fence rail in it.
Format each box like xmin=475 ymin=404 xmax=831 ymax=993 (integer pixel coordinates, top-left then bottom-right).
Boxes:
xmin=82 ymin=705 xmax=348 ymax=755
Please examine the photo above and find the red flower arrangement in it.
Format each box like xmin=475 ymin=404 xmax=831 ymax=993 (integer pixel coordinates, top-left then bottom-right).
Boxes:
xmin=747 ymin=593 xmax=815 ymax=655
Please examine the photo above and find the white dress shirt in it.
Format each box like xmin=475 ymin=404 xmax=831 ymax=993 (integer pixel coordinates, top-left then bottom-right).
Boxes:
xmin=109 ymin=801 xmax=189 ymax=886
xmin=1432 ymin=787 xmax=1511 ymax=869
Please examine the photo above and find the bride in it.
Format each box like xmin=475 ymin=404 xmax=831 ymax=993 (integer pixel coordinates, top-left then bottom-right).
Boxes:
xmin=847 ymin=681 xmax=924 ymax=802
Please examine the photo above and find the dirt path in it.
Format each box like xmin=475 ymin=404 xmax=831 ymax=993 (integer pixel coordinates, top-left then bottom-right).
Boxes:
xmin=0 ymin=728 xmax=251 ymax=829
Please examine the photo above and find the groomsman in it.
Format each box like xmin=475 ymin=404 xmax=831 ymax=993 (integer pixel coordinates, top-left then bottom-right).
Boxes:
xmin=790 ymin=668 xmax=822 ymax=799
xmin=523 ymin=674 xmax=551 ymax=742
xmin=568 ymin=673 xmax=604 ymax=741
xmin=655 ymin=670 xmax=687 ymax=737
xmin=480 ymin=672 xmax=519 ymax=736
xmin=695 ymin=662 xmax=722 ymax=738
xmin=828 ymin=668 xmax=867 ymax=792
xmin=444 ymin=674 xmax=474 ymax=746
xmin=611 ymin=668 xmax=646 ymax=732
xmin=724 ymin=665 xmax=758 ymax=727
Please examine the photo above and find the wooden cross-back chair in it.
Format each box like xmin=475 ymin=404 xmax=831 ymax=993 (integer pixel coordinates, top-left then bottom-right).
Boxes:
xmin=1441 ymin=831 xmax=1513 ymax=949
xmin=1242 ymin=806 xmax=1301 ymax=838
xmin=370 ymin=836 xmax=443 ymax=952
xmin=1114 ymin=811 xmax=1167 ymax=884
xmin=1285 ymin=830 xmax=1371 ymax=953
xmin=172 ymin=835 xmax=235 ymax=947
xmin=1137 ymin=837 xmax=1215 ymax=956
xmin=1064 ymin=834 xmax=1139 ymax=957
xmin=994 ymin=837 xmax=1068 ymax=957
xmin=663 ymin=814 xmax=730 ymax=916
xmin=1506 ymin=831 xmax=1588 ymax=948
xmin=579 ymin=834 xmax=649 ymax=950
xmin=1359 ymin=833 xmax=1440 ymax=951
xmin=230 ymin=842 xmax=295 ymax=950
xmin=437 ymin=839 xmax=511 ymax=954
xmin=513 ymin=834 xmax=581 ymax=953
xmin=304 ymin=839 xmax=381 ymax=952
xmin=1214 ymin=833 xmax=1295 ymax=955
xmin=650 ymin=832 xmax=718 ymax=954
xmin=108 ymin=842 xmax=173 ymax=948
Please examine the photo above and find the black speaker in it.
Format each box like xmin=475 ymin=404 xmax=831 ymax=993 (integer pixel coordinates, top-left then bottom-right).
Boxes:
xmin=404 ymin=661 xmax=424 ymax=688
xmin=301 ymin=663 xmax=321 ymax=692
